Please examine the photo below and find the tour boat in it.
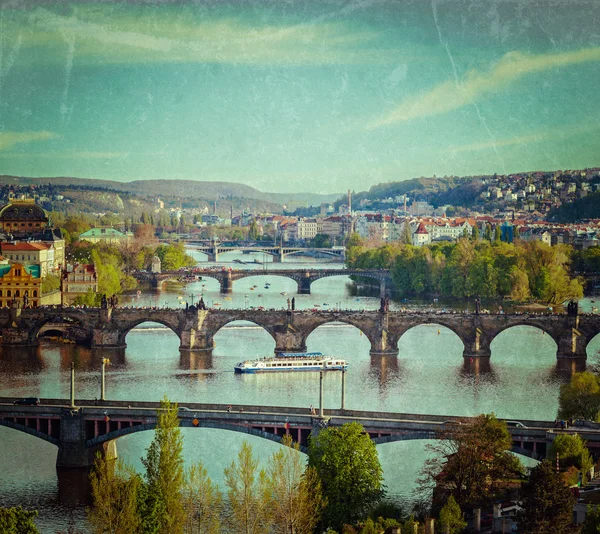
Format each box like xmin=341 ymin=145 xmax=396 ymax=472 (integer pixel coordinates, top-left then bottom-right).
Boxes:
xmin=234 ymin=352 xmax=348 ymax=374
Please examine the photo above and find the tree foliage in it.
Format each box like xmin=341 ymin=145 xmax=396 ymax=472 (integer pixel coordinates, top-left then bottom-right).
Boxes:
xmin=182 ymin=462 xmax=222 ymax=534
xmin=154 ymin=242 xmax=196 ymax=271
xmin=224 ymin=441 xmax=272 ymax=534
xmin=438 ymin=495 xmax=467 ymax=534
xmin=347 ymin=237 xmax=583 ymax=303
xmin=581 ymin=504 xmax=600 ymax=534
xmin=548 ymin=433 xmax=594 ymax=485
xmin=88 ymin=456 xmax=141 ymax=534
xmin=267 ymin=434 xmax=326 ymax=534
xmin=141 ymin=396 xmax=186 ymax=534
xmin=41 ymin=273 xmax=61 ymax=294
xmin=558 ymin=372 xmax=600 ymax=421
xmin=0 ymin=506 xmax=39 ymax=534
xmin=419 ymin=414 xmax=523 ymax=511
xmin=308 ymin=422 xmax=384 ymax=531
xmin=516 ymin=461 xmax=577 ymax=534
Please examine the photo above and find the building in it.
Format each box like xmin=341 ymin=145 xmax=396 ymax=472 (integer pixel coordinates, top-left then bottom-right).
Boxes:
xmin=1 ymin=242 xmax=55 ymax=277
xmin=296 ymin=218 xmax=318 ymax=241
xmin=61 ymin=264 xmax=98 ymax=305
xmin=412 ymin=222 xmax=430 ymax=246
xmin=0 ymin=199 xmax=49 ymax=236
xmin=0 ymin=263 xmax=41 ymax=308
xmin=78 ymin=227 xmax=133 ymax=245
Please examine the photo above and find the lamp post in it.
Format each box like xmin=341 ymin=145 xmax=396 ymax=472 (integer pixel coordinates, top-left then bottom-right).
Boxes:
xmin=319 ymin=370 xmax=324 ymax=417
xmin=70 ymin=362 xmax=75 ymax=408
xmin=101 ymin=358 xmax=110 ymax=401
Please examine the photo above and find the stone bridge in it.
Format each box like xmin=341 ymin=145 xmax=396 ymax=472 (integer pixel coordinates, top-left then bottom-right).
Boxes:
xmin=0 ymin=307 xmax=599 ymax=367
xmin=133 ymin=268 xmax=392 ymax=296
xmin=1 ymin=398 xmax=581 ymax=468
xmin=188 ymin=244 xmax=345 ymax=263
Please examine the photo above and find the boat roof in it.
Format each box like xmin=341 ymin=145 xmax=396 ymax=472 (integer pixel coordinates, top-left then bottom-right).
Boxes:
xmin=276 ymin=352 xmax=323 ymax=358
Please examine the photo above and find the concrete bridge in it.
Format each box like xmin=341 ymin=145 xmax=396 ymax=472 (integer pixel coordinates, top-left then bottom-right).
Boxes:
xmin=133 ymin=268 xmax=391 ymax=296
xmin=188 ymin=243 xmax=345 ymax=263
xmin=0 ymin=307 xmax=598 ymax=367
xmin=1 ymin=397 xmax=585 ymax=468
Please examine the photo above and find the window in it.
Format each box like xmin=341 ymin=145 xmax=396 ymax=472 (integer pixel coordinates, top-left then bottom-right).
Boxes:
xmin=15 ymin=290 xmax=20 ymax=297
xmin=7 ymin=290 xmax=11 ymax=297
xmin=33 ymin=290 xmax=37 ymax=297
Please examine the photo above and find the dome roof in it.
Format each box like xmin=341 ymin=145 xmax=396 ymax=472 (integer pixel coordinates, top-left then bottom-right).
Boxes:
xmin=0 ymin=201 xmax=48 ymax=222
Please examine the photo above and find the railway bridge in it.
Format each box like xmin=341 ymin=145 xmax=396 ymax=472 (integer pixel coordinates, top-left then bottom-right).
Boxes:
xmin=0 ymin=398 xmax=584 ymax=468
xmin=133 ymin=268 xmax=392 ymax=296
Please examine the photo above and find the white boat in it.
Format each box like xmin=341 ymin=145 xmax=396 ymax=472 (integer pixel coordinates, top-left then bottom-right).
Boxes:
xmin=234 ymin=352 xmax=348 ymax=374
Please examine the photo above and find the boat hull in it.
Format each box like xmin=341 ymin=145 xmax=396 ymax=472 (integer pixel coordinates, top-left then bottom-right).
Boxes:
xmin=235 ymin=365 xmax=348 ymax=374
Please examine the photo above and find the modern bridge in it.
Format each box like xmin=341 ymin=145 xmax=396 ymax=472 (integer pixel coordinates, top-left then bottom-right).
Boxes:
xmin=0 ymin=398 xmax=585 ymax=468
xmin=133 ymin=268 xmax=392 ymax=296
xmin=0 ymin=307 xmax=596 ymax=367
xmin=187 ymin=243 xmax=345 ymax=263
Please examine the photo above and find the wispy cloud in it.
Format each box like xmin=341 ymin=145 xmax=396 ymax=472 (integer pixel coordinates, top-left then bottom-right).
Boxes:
xmin=0 ymin=131 xmax=59 ymax=151
xmin=369 ymin=47 xmax=600 ymax=128
xmin=0 ymin=150 xmax=128 ymax=159
xmin=17 ymin=7 xmax=381 ymax=66
xmin=445 ymin=132 xmax=547 ymax=153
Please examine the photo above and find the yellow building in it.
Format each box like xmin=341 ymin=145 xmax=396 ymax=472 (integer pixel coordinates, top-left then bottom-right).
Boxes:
xmin=0 ymin=263 xmax=41 ymax=308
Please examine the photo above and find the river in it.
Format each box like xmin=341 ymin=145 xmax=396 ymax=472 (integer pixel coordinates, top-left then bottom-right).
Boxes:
xmin=1 ymin=250 xmax=598 ymax=532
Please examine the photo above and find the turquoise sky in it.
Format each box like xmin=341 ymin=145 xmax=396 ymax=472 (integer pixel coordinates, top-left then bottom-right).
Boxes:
xmin=0 ymin=1 xmax=599 ymax=194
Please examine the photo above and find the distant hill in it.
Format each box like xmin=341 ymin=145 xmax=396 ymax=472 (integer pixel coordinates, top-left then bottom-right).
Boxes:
xmin=548 ymin=192 xmax=600 ymax=222
xmin=338 ymin=176 xmax=485 ymax=208
xmin=0 ymin=175 xmax=339 ymax=209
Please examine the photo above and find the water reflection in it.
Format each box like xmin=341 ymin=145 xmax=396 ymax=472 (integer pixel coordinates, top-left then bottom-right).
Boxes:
xmin=179 ymin=350 xmax=214 ymax=371
xmin=369 ymin=354 xmax=400 ymax=387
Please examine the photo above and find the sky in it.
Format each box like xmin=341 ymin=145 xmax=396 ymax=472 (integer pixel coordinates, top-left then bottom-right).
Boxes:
xmin=0 ymin=0 xmax=599 ymax=194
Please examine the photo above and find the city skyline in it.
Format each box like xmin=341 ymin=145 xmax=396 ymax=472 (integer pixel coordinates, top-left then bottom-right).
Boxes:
xmin=0 ymin=1 xmax=599 ymax=194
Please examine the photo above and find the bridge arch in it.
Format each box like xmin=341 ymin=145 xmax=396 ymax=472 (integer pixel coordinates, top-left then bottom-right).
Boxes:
xmin=210 ymin=318 xmax=278 ymax=348
xmin=396 ymin=322 xmax=466 ymax=357
xmin=0 ymin=419 xmax=60 ymax=447
xmin=29 ymin=312 xmax=93 ymax=345
xmin=87 ymin=420 xmax=308 ymax=453
xmin=304 ymin=319 xmax=373 ymax=355
xmin=118 ymin=319 xmax=182 ymax=347
xmin=489 ymin=324 xmax=559 ymax=363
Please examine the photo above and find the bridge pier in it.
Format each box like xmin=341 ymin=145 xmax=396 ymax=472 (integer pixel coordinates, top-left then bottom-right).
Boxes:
xmin=56 ymin=408 xmax=118 ymax=469
xmin=220 ymin=273 xmax=233 ymax=294
xmin=273 ymin=327 xmax=307 ymax=353
xmin=298 ymin=275 xmax=312 ymax=295
xmin=1 ymin=327 xmax=37 ymax=347
xmin=369 ymin=330 xmax=399 ymax=356
xmin=179 ymin=329 xmax=215 ymax=351
xmin=556 ymin=327 xmax=588 ymax=362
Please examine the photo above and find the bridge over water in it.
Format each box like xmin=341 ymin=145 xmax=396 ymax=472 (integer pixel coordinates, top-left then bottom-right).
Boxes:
xmin=1 ymin=397 xmax=585 ymax=468
xmin=188 ymin=243 xmax=345 ymax=263
xmin=133 ymin=268 xmax=392 ymax=296
xmin=0 ymin=307 xmax=597 ymax=369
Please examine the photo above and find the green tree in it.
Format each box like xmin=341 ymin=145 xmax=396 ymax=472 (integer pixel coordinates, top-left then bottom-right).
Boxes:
xmin=484 ymin=224 xmax=492 ymax=241
xmin=267 ymin=434 xmax=326 ymax=534
xmin=41 ymin=273 xmax=61 ymax=294
xmin=581 ymin=504 xmax=600 ymax=534
xmin=438 ymin=495 xmax=467 ymax=534
xmin=401 ymin=222 xmax=413 ymax=245
xmin=224 ymin=441 xmax=272 ymax=534
xmin=548 ymin=433 xmax=594 ymax=485
xmin=248 ymin=220 xmax=260 ymax=241
xmin=0 ymin=507 xmax=39 ymax=534
xmin=308 ymin=422 xmax=384 ymax=531
xmin=558 ymin=372 xmax=600 ymax=421
xmin=419 ymin=414 xmax=523 ymax=510
xmin=155 ymin=243 xmax=196 ymax=271
xmin=493 ymin=225 xmax=502 ymax=242
xmin=516 ymin=461 xmax=577 ymax=534
xmin=141 ymin=397 xmax=185 ymax=534
xmin=182 ymin=462 xmax=222 ymax=534
xmin=471 ymin=225 xmax=479 ymax=241
xmin=88 ymin=456 xmax=142 ymax=534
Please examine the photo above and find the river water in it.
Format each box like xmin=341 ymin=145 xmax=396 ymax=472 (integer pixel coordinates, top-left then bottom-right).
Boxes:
xmin=1 ymin=250 xmax=598 ymax=532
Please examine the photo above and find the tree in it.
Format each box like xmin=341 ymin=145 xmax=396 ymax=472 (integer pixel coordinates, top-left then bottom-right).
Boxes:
xmin=41 ymin=274 xmax=61 ymax=294
xmin=558 ymin=371 xmax=600 ymax=421
xmin=401 ymin=222 xmax=413 ymax=245
xmin=0 ymin=507 xmax=39 ymax=534
xmin=308 ymin=422 xmax=384 ymax=531
xmin=182 ymin=462 xmax=222 ymax=534
xmin=248 ymin=220 xmax=260 ymax=241
xmin=267 ymin=434 xmax=326 ymax=534
xmin=224 ymin=441 xmax=272 ymax=534
xmin=88 ymin=456 xmax=142 ymax=534
xmin=438 ymin=495 xmax=467 ymax=534
xmin=516 ymin=461 xmax=577 ymax=534
xmin=581 ymin=504 xmax=600 ymax=534
xmin=419 ymin=414 xmax=523 ymax=510
xmin=141 ymin=397 xmax=185 ymax=534
xmin=471 ymin=225 xmax=479 ymax=241
xmin=494 ymin=225 xmax=502 ymax=242
xmin=548 ymin=433 xmax=594 ymax=486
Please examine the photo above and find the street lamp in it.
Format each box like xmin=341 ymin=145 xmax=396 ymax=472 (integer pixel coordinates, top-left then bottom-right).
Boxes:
xmin=101 ymin=358 xmax=110 ymax=401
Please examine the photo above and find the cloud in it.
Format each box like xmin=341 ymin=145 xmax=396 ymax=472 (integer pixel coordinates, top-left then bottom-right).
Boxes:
xmin=369 ymin=47 xmax=600 ymax=128
xmin=0 ymin=131 xmax=59 ymax=151
xmin=445 ymin=132 xmax=547 ymax=153
xmin=19 ymin=7 xmax=381 ymax=66
xmin=0 ymin=150 xmax=129 ymax=159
